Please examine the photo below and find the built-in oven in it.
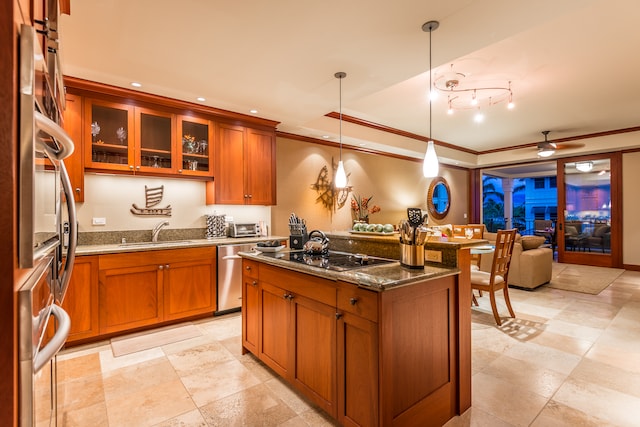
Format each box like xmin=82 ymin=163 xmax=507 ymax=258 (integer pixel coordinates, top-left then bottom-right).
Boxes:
xmin=18 ymin=22 xmax=77 ymax=427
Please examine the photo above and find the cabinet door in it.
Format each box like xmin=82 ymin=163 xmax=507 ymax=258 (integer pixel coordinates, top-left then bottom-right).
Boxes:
xmin=61 ymin=256 xmax=99 ymax=343
xmin=337 ymin=312 xmax=379 ymax=427
xmin=214 ymin=123 xmax=246 ymax=204
xmin=177 ymin=115 xmax=213 ymax=177
xmin=163 ymin=258 xmax=216 ymax=321
xmin=62 ymin=93 xmax=84 ymax=202
xmin=291 ymin=293 xmax=337 ymax=417
xmin=259 ymin=281 xmax=292 ymax=379
xmin=98 ymin=264 xmax=163 ymax=334
xmin=84 ymin=98 xmax=135 ymax=171
xmin=135 ymin=107 xmax=176 ymax=173
xmin=245 ymin=128 xmax=276 ymax=205
xmin=242 ymin=267 xmax=260 ymax=355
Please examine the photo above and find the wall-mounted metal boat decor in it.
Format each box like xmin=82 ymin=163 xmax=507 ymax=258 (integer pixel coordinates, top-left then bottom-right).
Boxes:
xmin=130 ymin=185 xmax=172 ymax=216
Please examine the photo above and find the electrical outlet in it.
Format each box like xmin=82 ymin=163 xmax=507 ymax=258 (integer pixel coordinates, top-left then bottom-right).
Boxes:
xmin=92 ymin=217 xmax=106 ymax=226
xmin=463 ymin=213 xmax=467 ymax=219
xmin=425 ymin=250 xmax=442 ymax=263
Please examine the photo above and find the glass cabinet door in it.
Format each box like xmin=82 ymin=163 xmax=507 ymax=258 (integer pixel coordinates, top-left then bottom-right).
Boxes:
xmin=178 ymin=116 xmax=212 ymax=176
xmin=84 ymin=99 xmax=134 ymax=171
xmin=136 ymin=108 xmax=175 ymax=172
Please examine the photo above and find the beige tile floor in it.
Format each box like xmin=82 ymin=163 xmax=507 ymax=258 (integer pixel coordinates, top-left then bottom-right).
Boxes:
xmin=57 ymin=268 xmax=640 ymax=426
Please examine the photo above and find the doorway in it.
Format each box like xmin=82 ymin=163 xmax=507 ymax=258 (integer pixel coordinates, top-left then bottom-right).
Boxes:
xmin=557 ymin=153 xmax=621 ymax=267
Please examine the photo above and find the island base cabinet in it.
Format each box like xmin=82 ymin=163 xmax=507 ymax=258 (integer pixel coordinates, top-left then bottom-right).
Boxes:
xmin=242 ymin=261 xmax=260 ymax=355
xmin=291 ymin=294 xmax=337 ymax=418
xmin=337 ymin=312 xmax=378 ymax=427
xmin=259 ymin=281 xmax=291 ymax=379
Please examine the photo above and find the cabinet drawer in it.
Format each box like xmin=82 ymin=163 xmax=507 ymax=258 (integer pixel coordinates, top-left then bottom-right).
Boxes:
xmin=261 ymin=264 xmax=336 ymax=306
xmin=337 ymin=282 xmax=378 ymax=323
xmin=242 ymin=259 xmax=260 ymax=279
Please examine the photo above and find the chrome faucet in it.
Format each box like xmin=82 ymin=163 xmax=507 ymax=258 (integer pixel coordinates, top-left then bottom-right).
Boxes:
xmin=151 ymin=220 xmax=170 ymax=243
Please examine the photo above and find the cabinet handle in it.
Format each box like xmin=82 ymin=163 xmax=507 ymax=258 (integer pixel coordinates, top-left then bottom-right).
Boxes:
xmin=129 ymin=165 xmax=134 ymax=170
xmin=178 ymin=169 xmax=183 ymax=173
xmin=283 ymin=293 xmax=293 ymax=301
xmin=136 ymin=165 xmax=141 ymax=170
xmin=335 ymin=313 xmax=343 ymax=320
xmin=159 ymin=265 xmax=164 ymax=270
xmin=245 ymin=265 xmax=252 ymax=271
xmin=251 ymin=280 xmax=257 ymax=287
xmin=349 ymin=297 xmax=358 ymax=306
xmin=75 ymin=188 xmax=81 ymax=194
xmin=165 ymin=264 xmax=170 ymax=269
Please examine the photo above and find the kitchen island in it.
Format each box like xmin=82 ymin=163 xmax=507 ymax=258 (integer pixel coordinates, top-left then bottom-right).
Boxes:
xmin=240 ymin=249 xmax=472 ymax=427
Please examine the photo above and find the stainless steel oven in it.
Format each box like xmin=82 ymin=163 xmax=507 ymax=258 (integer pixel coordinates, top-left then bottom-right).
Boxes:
xmin=18 ymin=22 xmax=76 ymax=427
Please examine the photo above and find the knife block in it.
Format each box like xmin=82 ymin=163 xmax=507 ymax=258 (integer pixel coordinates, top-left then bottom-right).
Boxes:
xmin=290 ymin=233 xmax=308 ymax=250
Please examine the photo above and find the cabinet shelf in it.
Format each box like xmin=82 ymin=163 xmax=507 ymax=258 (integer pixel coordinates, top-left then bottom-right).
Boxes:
xmin=92 ymin=142 xmax=127 ymax=151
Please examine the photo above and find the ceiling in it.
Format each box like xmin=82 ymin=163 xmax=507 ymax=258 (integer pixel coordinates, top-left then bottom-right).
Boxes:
xmin=58 ymin=0 xmax=640 ymax=169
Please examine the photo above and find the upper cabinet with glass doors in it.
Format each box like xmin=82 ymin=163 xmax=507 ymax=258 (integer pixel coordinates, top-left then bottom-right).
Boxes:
xmin=83 ymin=100 xmax=212 ymax=177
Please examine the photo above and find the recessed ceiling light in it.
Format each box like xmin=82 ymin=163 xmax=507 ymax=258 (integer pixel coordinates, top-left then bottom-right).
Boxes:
xmin=250 ymin=109 xmax=258 ymax=114
xmin=130 ymin=82 xmax=142 ymax=88
xmin=196 ymin=97 xmax=206 ymax=102
xmin=322 ymin=135 xmax=331 ymax=139
xmin=359 ymin=143 xmax=366 ymax=147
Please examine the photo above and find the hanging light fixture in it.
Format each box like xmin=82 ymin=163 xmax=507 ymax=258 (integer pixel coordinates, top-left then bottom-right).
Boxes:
xmin=576 ymin=161 xmax=594 ymax=172
xmin=422 ymin=20 xmax=440 ymax=178
xmin=433 ymin=63 xmax=515 ymax=116
xmin=537 ymin=130 xmax=556 ymax=158
xmin=334 ymin=71 xmax=348 ymax=188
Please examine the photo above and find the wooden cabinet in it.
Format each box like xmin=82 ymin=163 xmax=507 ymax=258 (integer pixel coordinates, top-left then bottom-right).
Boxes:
xmin=62 ymin=93 xmax=85 ymax=202
xmin=61 ymin=256 xmax=99 ymax=343
xmin=97 ymin=247 xmax=216 ymax=335
xmin=242 ymin=260 xmax=469 ymax=427
xmin=177 ymin=115 xmax=213 ymax=177
xmin=247 ymin=262 xmax=338 ymax=416
xmin=336 ymin=283 xmax=379 ymax=427
xmin=242 ymin=259 xmax=260 ymax=355
xmin=163 ymin=256 xmax=216 ymax=321
xmin=213 ymin=123 xmax=276 ymax=205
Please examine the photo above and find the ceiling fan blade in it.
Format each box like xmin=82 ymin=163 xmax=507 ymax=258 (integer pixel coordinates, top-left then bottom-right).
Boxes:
xmin=555 ymin=142 xmax=585 ymax=150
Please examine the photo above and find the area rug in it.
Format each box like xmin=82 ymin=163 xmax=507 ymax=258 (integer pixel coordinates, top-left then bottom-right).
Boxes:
xmin=546 ymin=263 xmax=624 ymax=295
xmin=110 ymin=323 xmax=202 ymax=357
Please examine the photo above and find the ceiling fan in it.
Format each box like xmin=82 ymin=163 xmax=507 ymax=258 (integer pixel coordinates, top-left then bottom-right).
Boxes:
xmin=536 ymin=130 xmax=585 ymax=157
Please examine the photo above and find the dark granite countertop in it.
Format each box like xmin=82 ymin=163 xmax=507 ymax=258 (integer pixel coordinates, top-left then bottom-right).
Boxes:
xmin=76 ymin=236 xmax=288 ymax=256
xmin=239 ymin=249 xmax=458 ymax=291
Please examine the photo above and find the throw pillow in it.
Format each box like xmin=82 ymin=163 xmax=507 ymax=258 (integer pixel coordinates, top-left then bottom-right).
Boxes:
xmin=521 ymin=235 xmax=546 ymax=250
xmin=565 ymin=225 xmax=578 ymax=236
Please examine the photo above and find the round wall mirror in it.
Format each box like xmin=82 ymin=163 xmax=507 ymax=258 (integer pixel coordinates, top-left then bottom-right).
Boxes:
xmin=427 ymin=176 xmax=451 ymax=220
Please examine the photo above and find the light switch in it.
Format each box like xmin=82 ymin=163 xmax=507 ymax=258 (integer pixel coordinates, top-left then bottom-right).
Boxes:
xmin=92 ymin=217 xmax=106 ymax=226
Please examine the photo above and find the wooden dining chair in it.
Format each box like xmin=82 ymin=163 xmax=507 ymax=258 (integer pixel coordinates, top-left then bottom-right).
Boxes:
xmin=470 ymin=228 xmax=517 ymax=326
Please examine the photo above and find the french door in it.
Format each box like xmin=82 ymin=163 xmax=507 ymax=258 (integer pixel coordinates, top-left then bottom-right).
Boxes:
xmin=557 ymin=153 xmax=621 ymax=267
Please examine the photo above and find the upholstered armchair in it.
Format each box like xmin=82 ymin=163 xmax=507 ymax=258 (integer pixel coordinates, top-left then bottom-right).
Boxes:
xmin=586 ymin=224 xmax=611 ymax=252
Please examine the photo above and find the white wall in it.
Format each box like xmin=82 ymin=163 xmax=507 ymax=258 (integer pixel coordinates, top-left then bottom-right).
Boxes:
xmin=77 ymin=174 xmax=271 ymax=233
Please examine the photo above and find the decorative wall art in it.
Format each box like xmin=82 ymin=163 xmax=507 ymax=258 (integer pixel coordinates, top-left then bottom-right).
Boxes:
xmin=130 ymin=185 xmax=172 ymax=216
xmin=310 ymin=158 xmax=352 ymax=214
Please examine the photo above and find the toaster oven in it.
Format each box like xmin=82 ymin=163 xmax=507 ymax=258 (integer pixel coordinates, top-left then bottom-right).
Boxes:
xmin=228 ymin=222 xmax=261 ymax=238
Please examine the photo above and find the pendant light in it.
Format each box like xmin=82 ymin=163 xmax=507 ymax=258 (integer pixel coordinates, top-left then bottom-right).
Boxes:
xmin=422 ymin=21 xmax=440 ymax=178
xmin=335 ymin=71 xmax=348 ymax=188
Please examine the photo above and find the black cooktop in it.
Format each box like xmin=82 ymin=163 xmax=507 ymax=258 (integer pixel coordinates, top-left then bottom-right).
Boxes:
xmin=260 ymin=250 xmax=395 ymax=272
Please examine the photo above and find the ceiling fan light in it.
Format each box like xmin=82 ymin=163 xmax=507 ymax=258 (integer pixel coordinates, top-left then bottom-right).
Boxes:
xmin=576 ymin=161 xmax=593 ymax=172
xmin=537 ymin=147 xmax=555 ymax=157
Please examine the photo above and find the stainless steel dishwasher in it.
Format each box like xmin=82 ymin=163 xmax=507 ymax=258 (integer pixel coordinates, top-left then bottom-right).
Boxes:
xmin=216 ymin=243 xmax=256 ymax=314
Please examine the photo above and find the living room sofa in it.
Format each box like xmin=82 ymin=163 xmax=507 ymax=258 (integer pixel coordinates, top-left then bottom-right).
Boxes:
xmin=479 ymin=232 xmax=553 ymax=289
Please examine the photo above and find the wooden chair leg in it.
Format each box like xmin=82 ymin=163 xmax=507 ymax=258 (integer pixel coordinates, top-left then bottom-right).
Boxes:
xmin=503 ymin=286 xmax=516 ymax=318
xmin=489 ymin=291 xmax=502 ymax=326
xmin=472 ymin=292 xmax=479 ymax=306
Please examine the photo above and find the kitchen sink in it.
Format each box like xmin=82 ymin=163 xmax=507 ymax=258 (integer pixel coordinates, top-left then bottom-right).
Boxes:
xmin=119 ymin=240 xmax=193 ymax=248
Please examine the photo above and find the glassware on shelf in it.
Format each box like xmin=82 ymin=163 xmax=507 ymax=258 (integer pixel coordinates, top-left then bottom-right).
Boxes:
xmin=198 ymin=140 xmax=208 ymax=155
xmin=116 ymin=127 xmax=127 ymax=144
xmin=152 ymin=156 xmax=160 ymax=168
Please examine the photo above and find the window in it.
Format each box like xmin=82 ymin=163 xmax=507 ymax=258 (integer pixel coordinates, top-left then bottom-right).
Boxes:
xmin=549 ymin=177 xmax=557 ymax=188
xmin=534 ymin=178 xmax=545 ymax=189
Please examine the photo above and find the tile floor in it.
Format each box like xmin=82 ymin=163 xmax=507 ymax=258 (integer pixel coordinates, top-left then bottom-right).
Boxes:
xmin=57 ymin=268 xmax=640 ymax=426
